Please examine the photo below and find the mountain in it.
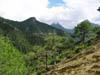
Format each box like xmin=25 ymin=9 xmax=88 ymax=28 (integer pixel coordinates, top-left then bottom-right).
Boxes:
xmin=0 ymin=16 xmax=73 ymax=74
xmin=47 ymin=39 xmax=100 ymax=75
xmin=0 ymin=17 xmax=64 ymax=35
xmin=19 ymin=17 xmax=65 ymax=35
xmin=91 ymin=23 xmax=100 ymax=27
xmin=51 ymin=23 xmax=74 ymax=33
xmin=1 ymin=17 xmax=100 ymax=75
xmin=0 ymin=17 xmax=66 ymax=53
xmin=51 ymin=23 xmax=65 ymax=31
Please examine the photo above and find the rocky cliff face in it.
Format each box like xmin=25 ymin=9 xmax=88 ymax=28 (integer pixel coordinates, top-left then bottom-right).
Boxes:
xmin=47 ymin=40 xmax=100 ymax=75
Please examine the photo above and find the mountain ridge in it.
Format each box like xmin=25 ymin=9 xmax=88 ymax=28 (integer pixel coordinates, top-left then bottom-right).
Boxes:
xmin=0 ymin=17 xmax=65 ymax=35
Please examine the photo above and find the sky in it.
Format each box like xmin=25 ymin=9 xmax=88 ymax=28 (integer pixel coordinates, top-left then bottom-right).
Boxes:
xmin=0 ymin=0 xmax=100 ymax=29
xmin=48 ymin=0 xmax=64 ymax=7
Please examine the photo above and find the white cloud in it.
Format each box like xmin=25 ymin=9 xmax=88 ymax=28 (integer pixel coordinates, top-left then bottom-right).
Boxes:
xmin=0 ymin=0 xmax=48 ymax=20
xmin=40 ymin=0 xmax=100 ymax=28
xmin=0 ymin=0 xmax=100 ymax=28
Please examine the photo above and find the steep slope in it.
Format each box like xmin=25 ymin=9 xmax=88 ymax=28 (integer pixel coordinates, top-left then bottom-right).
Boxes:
xmin=47 ymin=39 xmax=100 ymax=75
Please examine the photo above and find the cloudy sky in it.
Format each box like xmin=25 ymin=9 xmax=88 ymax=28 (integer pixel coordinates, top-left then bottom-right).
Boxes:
xmin=0 ymin=0 xmax=100 ymax=29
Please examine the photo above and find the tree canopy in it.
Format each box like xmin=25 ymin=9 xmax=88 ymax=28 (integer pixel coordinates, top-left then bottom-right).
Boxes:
xmin=74 ymin=20 xmax=93 ymax=43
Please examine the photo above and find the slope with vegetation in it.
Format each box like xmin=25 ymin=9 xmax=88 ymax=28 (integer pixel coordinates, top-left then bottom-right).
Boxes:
xmin=0 ymin=35 xmax=27 ymax=75
xmin=47 ymin=39 xmax=100 ymax=75
xmin=0 ymin=16 xmax=100 ymax=75
xmin=46 ymin=20 xmax=100 ymax=75
xmin=0 ymin=16 xmax=72 ymax=75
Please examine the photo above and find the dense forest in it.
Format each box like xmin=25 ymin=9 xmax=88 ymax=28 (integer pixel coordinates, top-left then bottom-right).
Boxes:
xmin=0 ymin=11 xmax=100 ymax=75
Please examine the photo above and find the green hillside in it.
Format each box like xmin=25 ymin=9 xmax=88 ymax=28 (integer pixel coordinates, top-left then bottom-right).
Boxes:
xmin=0 ymin=16 xmax=100 ymax=75
xmin=0 ymin=35 xmax=27 ymax=75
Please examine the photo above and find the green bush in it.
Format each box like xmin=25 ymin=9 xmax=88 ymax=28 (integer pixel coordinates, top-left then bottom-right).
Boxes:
xmin=0 ymin=36 xmax=27 ymax=75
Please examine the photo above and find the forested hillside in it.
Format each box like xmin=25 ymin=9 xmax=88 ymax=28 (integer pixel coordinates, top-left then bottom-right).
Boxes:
xmin=0 ymin=16 xmax=100 ymax=75
xmin=0 ymin=35 xmax=27 ymax=75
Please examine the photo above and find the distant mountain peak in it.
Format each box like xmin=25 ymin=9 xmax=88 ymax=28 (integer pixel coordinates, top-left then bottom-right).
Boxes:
xmin=24 ymin=17 xmax=37 ymax=22
xmin=51 ymin=22 xmax=63 ymax=28
xmin=51 ymin=23 xmax=74 ymax=34
xmin=28 ymin=17 xmax=36 ymax=20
